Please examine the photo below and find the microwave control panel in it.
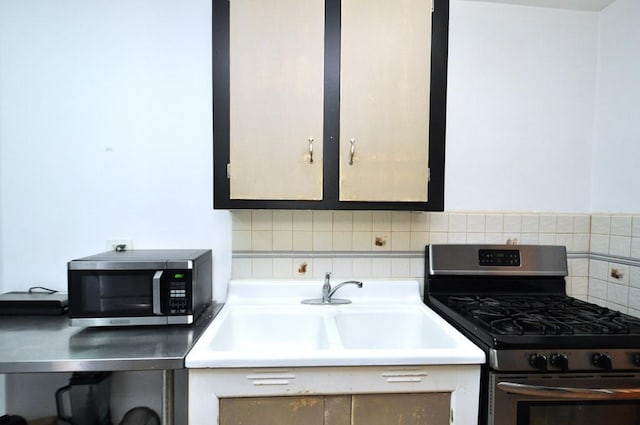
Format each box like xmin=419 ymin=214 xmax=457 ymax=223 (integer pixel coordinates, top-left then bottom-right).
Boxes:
xmin=168 ymin=273 xmax=190 ymax=314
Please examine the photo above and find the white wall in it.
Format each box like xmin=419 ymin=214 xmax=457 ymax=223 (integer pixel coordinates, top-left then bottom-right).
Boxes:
xmin=0 ymin=0 xmax=231 ymax=420
xmin=591 ymin=0 xmax=640 ymax=212
xmin=446 ymin=1 xmax=599 ymax=211
xmin=0 ymin=0 xmax=231 ymax=299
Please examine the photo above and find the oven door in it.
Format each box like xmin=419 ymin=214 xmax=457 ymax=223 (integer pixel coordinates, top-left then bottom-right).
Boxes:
xmin=489 ymin=372 xmax=640 ymax=425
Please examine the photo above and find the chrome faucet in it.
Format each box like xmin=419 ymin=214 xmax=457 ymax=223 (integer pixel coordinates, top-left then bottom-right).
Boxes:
xmin=303 ymin=272 xmax=363 ymax=305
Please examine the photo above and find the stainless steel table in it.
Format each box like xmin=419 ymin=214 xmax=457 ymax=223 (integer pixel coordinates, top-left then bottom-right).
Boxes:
xmin=0 ymin=304 xmax=222 ymax=425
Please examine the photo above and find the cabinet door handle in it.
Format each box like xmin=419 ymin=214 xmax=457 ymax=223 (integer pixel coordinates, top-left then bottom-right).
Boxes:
xmin=349 ymin=139 xmax=356 ymax=165
xmin=308 ymin=138 xmax=314 ymax=164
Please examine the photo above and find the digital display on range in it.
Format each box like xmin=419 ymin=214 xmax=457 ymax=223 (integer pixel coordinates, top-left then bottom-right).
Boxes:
xmin=478 ymin=249 xmax=521 ymax=266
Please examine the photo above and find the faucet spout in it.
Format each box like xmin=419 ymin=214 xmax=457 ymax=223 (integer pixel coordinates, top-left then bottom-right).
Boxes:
xmin=328 ymin=280 xmax=363 ymax=298
xmin=302 ymin=275 xmax=364 ymax=305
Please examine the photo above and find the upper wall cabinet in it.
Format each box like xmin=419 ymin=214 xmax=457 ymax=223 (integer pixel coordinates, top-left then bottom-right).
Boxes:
xmin=213 ymin=0 xmax=449 ymax=210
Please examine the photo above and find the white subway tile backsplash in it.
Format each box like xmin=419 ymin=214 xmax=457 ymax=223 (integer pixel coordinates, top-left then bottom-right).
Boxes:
xmin=232 ymin=211 xmax=252 ymax=231
xmin=391 ymin=231 xmax=411 ymax=251
xmin=313 ymin=211 xmax=333 ymax=231
xmin=467 ymin=214 xmax=486 ymax=233
xmin=251 ymin=210 xmax=273 ymax=230
xmin=591 ymin=215 xmax=611 ymax=235
xmin=332 ymin=231 xmax=352 ymax=251
xmin=352 ymin=258 xmax=373 ymax=278
xmin=273 ymin=210 xmax=293 ymax=230
xmin=332 ymin=257 xmax=353 ymax=277
xmin=522 ymin=215 xmax=540 ymax=233
xmin=410 ymin=212 xmax=430 ymax=232
xmin=251 ymin=230 xmax=273 ymax=251
xmin=312 ymin=231 xmax=333 ymax=251
xmin=609 ymin=236 xmax=631 ymax=257
xmin=353 ymin=211 xmax=373 ymax=231
xmin=633 ymin=216 xmax=640 ymax=237
xmin=429 ymin=213 xmax=448 ymax=232
xmin=485 ymin=215 xmax=504 ymax=233
xmin=574 ymin=215 xmax=590 ymax=233
xmin=447 ymin=232 xmax=467 ymax=244
xmin=448 ymin=214 xmax=467 ymax=233
xmin=590 ymin=234 xmax=609 ymax=254
xmin=273 ymin=258 xmax=293 ymax=278
xmin=372 ymin=212 xmax=392 ymax=231
xmin=391 ymin=258 xmax=412 ymax=278
xmin=504 ymin=215 xmax=522 ymax=233
xmin=391 ymin=211 xmax=411 ymax=231
xmin=252 ymin=258 xmax=273 ymax=278
xmin=232 ymin=230 xmax=251 ymax=251
xmin=292 ymin=231 xmax=313 ymax=251
xmin=630 ymin=267 xmax=640 ymax=289
xmin=352 ymin=231 xmax=373 ymax=251
xmin=573 ymin=233 xmax=590 ymax=251
xmin=410 ymin=231 xmax=429 ymax=251
xmin=272 ymin=230 xmax=293 ymax=251
xmin=632 ymin=237 xmax=640 ymax=259
xmin=293 ymin=210 xmax=313 ymax=231
xmin=556 ymin=215 xmax=574 ymax=233
xmin=539 ymin=215 xmax=557 ymax=233
xmin=333 ymin=211 xmax=353 ymax=232
xmin=230 ymin=211 xmax=640 ymax=313
xmin=611 ymin=216 xmax=632 ymax=236
xmin=371 ymin=257 xmax=392 ymax=277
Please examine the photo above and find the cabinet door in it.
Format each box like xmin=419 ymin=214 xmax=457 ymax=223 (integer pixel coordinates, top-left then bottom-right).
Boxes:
xmin=219 ymin=395 xmax=351 ymax=425
xmin=340 ymin=0 xmax=432 ymax=202
xmin=228 ymin=0 xmax=325 ymax=200
xmin=351 ymin=393 xmax=451 ymax=425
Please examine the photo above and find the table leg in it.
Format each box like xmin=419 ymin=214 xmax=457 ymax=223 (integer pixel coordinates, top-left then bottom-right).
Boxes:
xmin=161 ymin=369 xmax=174 ymax=425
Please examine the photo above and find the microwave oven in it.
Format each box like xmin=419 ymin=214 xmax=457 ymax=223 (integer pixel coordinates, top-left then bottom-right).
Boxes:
xmin=67 ymin=249 xmax=212 ymax=327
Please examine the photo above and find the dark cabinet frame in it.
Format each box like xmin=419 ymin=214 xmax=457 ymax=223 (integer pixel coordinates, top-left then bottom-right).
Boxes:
xmin=212 ymin=0 xmax=449 ymax=211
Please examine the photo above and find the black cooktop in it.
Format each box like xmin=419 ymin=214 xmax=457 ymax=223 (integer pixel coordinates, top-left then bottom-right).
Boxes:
xmin=444 ymin=294 xmax=640 ymax=336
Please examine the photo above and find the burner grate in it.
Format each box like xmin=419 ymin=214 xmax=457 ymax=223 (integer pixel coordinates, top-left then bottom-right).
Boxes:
xmin=446 ymin=294 xmax=640 ymax=337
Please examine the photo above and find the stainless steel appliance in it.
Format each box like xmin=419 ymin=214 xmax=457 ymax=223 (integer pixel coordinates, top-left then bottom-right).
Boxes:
xmin=56 ymin=372 xmax=112 ymax=425
xmin=424 ymin=244 xmax=640 ymax=425
xmin=68 ymin=249 xmax=212 ymax=327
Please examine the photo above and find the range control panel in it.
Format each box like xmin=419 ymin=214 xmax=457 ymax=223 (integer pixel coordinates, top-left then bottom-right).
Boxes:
xmin=479 ymin=249 xmax=521 ymax=267
xmin=492 ymin=349 xmax=640 ymax=372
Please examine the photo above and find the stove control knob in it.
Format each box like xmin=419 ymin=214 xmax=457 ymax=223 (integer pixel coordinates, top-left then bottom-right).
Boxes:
xmin=632 ymin=353 xmax=640 ymax=367
xmin=550 ymin=353 xmax=569 ymax=371
xmin=529 ymin=354 xmax=548 ymax=371
xmin=592 ymin=353 xmax=612 ymax=370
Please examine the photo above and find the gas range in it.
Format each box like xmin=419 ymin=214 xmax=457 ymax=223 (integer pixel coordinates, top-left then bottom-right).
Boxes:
xmin=424 ymin=244 xmax=640 ymax=373
xmin=424 ymin=244 xmax=640 ymax=425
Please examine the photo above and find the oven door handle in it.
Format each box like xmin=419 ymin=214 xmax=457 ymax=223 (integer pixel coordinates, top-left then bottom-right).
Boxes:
xmin=497 ymin=382 xmax=640 ymax=400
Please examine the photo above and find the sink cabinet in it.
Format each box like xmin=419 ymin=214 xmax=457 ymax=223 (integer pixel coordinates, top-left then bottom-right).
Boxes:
xmin=212 ymin=0 xmax=449 ymax=210
xmin=219 ymin=393 xmax=450 ymax=425
xmin=188 ymin=366 xmax=479 ymax=424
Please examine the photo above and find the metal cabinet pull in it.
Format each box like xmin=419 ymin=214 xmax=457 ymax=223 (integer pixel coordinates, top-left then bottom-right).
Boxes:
xmin=349 ymin=139 xmax=356 ymax=165
xmin=308 ymin=138 xmax=314 ymax=164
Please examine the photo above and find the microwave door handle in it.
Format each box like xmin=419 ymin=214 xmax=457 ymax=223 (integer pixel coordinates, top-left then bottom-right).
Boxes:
xmin=152 ymin=270 xmax=163 ymax=315
xmin=497 ymin=382 xmax=640 ymax=401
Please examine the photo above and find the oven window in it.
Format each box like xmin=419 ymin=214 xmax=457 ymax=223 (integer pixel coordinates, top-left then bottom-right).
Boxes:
xmin=518 ymin=401 xmax=640 ymax=425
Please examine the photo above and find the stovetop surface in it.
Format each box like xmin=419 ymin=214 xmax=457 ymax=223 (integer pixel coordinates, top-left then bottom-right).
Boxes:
xmin=444 ymin=294 xmax=640 ymax=337
xmin=428 ymin=294 xmax=640 ymax=350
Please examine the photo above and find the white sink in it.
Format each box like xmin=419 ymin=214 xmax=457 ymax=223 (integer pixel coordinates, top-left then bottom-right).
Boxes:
xmin=205 ymin=308 xmax=331 ymax=351
xmin=333 ymin=308 xmax=457 ymax=350
xmin=186 ymin=279 xmax=485 ymax=368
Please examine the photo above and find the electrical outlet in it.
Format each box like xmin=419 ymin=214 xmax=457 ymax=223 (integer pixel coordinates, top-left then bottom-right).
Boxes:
xmin=106 ymin=239 xmax=133 ymax=252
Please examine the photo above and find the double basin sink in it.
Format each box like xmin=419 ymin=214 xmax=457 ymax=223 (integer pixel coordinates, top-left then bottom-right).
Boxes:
xmin=185 ymin=279 xmax=485 ymax=368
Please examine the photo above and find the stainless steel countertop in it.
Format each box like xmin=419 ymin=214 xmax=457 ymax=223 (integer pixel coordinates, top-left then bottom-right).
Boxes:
xmin=0 ymin=303 xmax=222 ymax=373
